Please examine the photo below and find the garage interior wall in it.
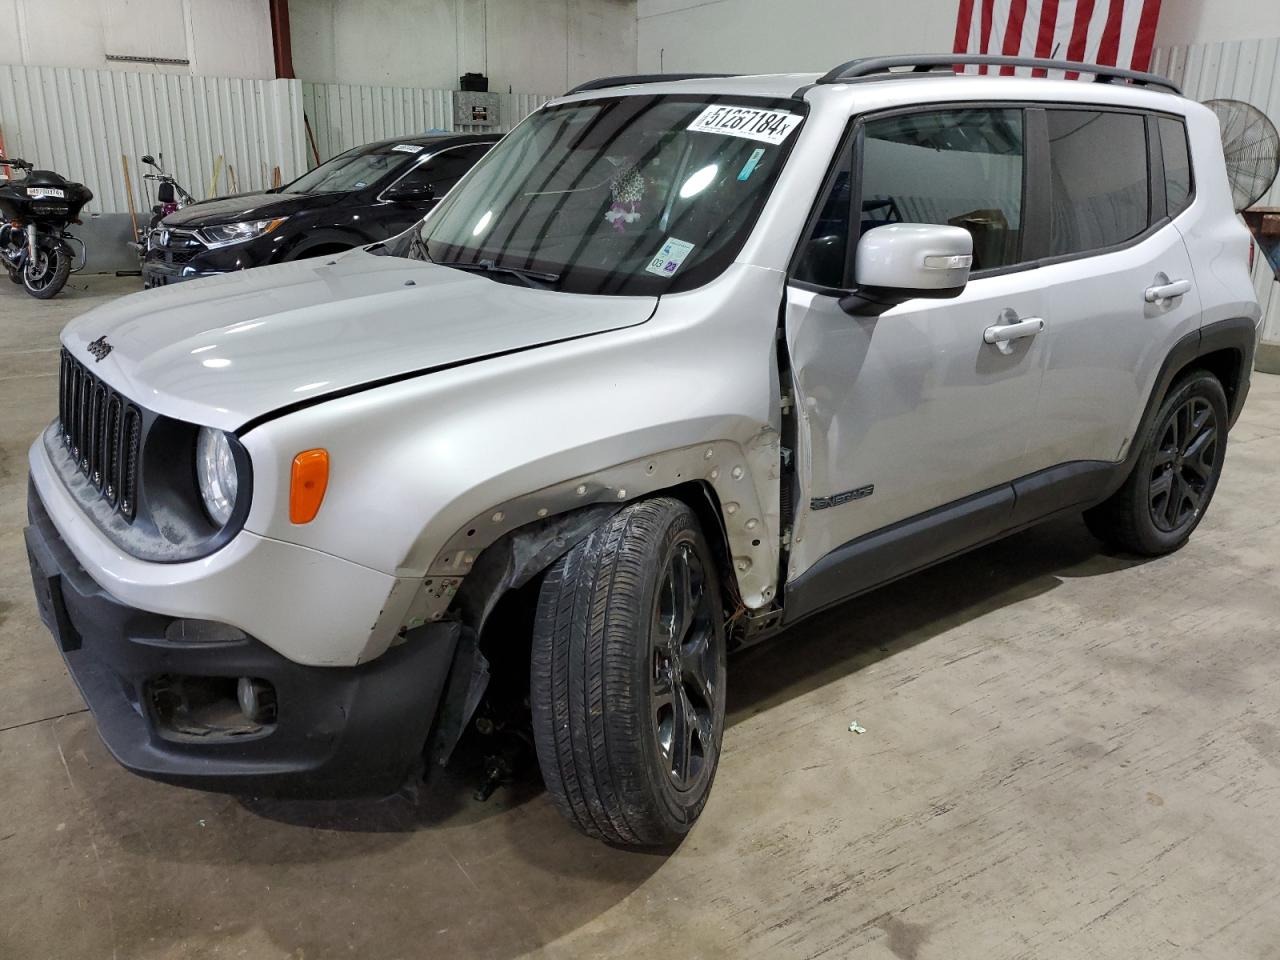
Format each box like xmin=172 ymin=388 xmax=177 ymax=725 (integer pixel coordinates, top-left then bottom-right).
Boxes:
xmin=636 ymin=0 xmax=1280 ymax=74
xmin=289 ymin=0 xmax=638 ymax=92
xmin=636 ymin=0 xmax=955 ymax=75
xmin=0 ymin=0 xmax=277 ymax=79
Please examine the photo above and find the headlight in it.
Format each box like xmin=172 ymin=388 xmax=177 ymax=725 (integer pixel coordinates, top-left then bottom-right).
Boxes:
xmin=196 ymin=427 xmax=239 ymax=526
xmin=199 ymin=217 xmax=286 ymax=248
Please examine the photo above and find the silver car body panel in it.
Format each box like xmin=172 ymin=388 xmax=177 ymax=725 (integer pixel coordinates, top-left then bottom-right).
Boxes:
xmin=33 ymin=72 xmax=1260 ymax=667
xmin=59 ymin=252 xmax=658 ymax=432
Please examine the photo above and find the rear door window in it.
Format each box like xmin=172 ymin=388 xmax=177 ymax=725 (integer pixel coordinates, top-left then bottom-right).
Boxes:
xmin=1047 ymin=110 xmax=1150 ymax=256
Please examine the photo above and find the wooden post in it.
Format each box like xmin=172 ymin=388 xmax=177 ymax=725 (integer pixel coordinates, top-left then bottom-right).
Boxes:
xmin=208 ymin=155 xmax=224 ymax=198
xmin=304 ymin=114 xmax=321 ymax=168
xmin=121 ymin=154 xmax=139 ymax=243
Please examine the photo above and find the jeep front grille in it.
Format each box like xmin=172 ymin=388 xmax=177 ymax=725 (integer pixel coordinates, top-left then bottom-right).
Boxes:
xmin=59 ymin=349 xmax=142 ymax=521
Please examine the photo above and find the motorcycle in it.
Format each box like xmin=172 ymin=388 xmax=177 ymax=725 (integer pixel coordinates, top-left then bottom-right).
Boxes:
xmin=133 ymin=153 xmax=195 ymax=257
xmin=0 ymin=157 xmax=92 ymax=299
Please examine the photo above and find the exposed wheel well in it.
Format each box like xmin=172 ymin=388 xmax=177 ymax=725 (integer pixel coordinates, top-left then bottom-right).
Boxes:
xmin=463 ymin=483 xmax=739 ymax=753
xmin=472 ymin=482 xmax=738 ymax=651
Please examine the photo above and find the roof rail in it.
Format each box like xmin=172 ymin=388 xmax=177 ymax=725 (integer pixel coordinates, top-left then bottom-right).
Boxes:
xmin=813 ymin=55 xmax=1181 ymax=95
xmin=565 ymin=73 xmax=739 ymax=96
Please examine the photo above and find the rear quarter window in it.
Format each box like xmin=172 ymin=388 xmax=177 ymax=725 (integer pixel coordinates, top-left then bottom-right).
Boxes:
xmin=1158 ymin=117 xmax=1193 ymax=218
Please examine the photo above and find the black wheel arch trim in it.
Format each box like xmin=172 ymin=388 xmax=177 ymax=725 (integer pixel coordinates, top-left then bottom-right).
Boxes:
xmin=1121 ymin=316 xmax=1256 ymax=472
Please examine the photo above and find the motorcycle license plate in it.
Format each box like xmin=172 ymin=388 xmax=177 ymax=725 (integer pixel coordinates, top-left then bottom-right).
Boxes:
xmin=26 ymin=187 xmax=66 ymax=199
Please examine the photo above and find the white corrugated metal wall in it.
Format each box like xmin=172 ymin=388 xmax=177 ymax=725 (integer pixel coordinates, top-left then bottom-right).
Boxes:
xmin=0 ymin=64 xmax=306 ymax=217
xmin=1152 ymin=38 xmax=1280 ymax=345
xmin=0 ymin=64 xmax=553 ymax=217
xmin=301 ymin=83 xmax=552 ymax=163
xmin=302 ymin=83 xmax=455 ymax=163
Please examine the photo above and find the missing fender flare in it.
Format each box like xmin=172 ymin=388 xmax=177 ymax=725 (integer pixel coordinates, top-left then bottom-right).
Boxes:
xmin=426 ymin=503 xmax=623 ymax=765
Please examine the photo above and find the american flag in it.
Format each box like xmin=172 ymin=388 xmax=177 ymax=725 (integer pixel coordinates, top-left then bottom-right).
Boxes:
xmin=953 ymin=0 xmax=1164 ymax=77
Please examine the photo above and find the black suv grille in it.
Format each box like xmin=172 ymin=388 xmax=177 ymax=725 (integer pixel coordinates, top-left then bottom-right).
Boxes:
xmin=58 ymin=350 xmax=142 ymax=521
xmin=152 ymin=230 xmax=204 ymax=265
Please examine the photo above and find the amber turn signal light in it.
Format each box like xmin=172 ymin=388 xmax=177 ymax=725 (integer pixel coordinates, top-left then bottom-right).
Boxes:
xmin=289 ymin=449 xmax=329 ymax=524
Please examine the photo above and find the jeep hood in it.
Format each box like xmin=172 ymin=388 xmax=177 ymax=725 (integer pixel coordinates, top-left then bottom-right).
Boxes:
xmin=61 ymin=251 xmax=658 ymax=432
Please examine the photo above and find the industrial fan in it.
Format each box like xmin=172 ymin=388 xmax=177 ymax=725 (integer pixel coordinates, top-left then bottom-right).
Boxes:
xmin=1203 ymin=98 xmax=1280 ymax=212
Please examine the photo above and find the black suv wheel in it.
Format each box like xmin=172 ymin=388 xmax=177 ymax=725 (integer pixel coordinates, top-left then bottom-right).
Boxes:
xmin=1085 ymin=370 xmax=1229 ymax=556
xmin=530 ymin=497 xmax=726 ymax=846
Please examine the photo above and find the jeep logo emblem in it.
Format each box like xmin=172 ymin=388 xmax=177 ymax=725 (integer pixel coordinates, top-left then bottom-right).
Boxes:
xmin=86 ymin=336 xmax=113 ymax=362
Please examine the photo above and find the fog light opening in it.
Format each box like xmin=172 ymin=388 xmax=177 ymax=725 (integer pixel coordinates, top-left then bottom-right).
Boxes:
xmin=237 ymin=677 xmax=278 ymax=724
xmin=148 ymin=674 xmax=277 ymax=740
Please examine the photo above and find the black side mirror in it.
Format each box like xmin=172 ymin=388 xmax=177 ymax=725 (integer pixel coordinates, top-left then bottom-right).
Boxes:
xmin=156 ymin=181 xmax=176 ymax=203
xmin=141 ymin=154 xmax=156 ymax=166
xmin=385 ymin=180 xmax=435 ymax=202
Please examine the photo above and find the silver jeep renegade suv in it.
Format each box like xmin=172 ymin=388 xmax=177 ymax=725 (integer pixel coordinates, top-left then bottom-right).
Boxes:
xmin=25 ymin=55 xmax=1262 ymax=845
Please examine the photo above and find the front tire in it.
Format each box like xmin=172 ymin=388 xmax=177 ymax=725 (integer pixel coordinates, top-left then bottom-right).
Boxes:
xmin=1084 ymin=370 xmax=1229 ymax=555
xmin=23 ymin=241 xmax=71 ymax=299
xmin=530 ymin=498 xmax=727 ymax=846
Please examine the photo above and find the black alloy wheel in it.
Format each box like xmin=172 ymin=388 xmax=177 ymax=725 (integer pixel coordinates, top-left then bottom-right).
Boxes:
xmin=1148 ymin=395 xmax=1218 ymax=534
xmin=1084 ymin=370 xmax=1229 ymax=556
xmin=651 ymin=540 xmax=719 ymax=794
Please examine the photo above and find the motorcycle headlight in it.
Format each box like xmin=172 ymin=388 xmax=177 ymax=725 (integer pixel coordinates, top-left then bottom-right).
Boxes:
xmin=199 ymin=217 xmax=286 ymax=248
xmin=196 ymin=427 xmax=239 ymax=526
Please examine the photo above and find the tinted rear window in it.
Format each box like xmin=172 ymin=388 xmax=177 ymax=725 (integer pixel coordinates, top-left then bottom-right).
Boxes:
xmin=1159 ymin=117 xmax=1193 ymax=218
xmin=1047 ymin=110 xmax=1149 ymax=256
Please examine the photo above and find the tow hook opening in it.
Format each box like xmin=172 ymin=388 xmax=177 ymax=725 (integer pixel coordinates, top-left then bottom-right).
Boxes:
xmin=148 ymin=674 xmax=278 ymax=740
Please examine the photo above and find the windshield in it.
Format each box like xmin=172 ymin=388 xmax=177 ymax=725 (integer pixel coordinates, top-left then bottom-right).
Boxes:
xmin=411 ymin=95 xmax=805 ymax=295
xmin=285 ymin=143 xmax=423 ymax=194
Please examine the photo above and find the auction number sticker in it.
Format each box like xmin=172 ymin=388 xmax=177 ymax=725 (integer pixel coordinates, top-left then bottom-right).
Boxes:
xmin=645 ymin=237 xmax=696 ymax=277
xmin=26 ymin=187 xmax=66 ymax=199
xmin=391 ymin=144 xmax=424 ymax=153
xmin=687 ymin=105 xmax=801 ymax=145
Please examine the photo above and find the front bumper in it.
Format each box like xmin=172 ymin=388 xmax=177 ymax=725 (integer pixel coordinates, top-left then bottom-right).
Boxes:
xmin=142 ymin=234 xmax=275 ymax=287
xmin=141 ymin=259 xmax=225 ymax=288
xmin=25 ymin=477 xmax=459 ymax=796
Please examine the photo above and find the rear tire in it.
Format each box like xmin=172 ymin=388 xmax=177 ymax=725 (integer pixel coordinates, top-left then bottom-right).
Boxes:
xmin=23 ymin=241 xmax=71 ymax=299
xmin=1084 ymin=370 xmax=1228 ymax=556
xmin=530 ymin=498 xmax=726 ymax=846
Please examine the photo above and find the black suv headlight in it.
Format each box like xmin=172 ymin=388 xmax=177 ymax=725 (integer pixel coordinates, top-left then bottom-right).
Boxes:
xmin=199 ymin=217 xmax=286 ymax=248
xmin=196 ymin=427 xmax=240 ymax=526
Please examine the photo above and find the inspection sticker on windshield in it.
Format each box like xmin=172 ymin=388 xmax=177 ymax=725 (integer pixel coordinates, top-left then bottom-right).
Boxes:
xmin=738 ymin=147 xmax=766 ymax=181
xmin=687 ymin=105 xmax=801 ymax=144
xmin=646 ymin=237 xmax=696 ymax=277
xmin=391 ymin=144 xmax=424 ymax=153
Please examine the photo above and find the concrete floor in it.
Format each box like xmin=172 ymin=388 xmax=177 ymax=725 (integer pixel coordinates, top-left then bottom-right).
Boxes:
xmin=3 ymin=275 xmax=1280 ymax=960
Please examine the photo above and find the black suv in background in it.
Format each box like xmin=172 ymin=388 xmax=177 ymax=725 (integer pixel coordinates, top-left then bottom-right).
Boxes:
xmin=142 ymin=133 xmax=498 ymax=288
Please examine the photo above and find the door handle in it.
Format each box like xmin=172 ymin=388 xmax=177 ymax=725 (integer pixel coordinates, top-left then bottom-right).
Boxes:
xmin=1144 ymin=279 xmax=1192 ymax=303
xmin=983 ymin=317 xmax=1044 ymax=353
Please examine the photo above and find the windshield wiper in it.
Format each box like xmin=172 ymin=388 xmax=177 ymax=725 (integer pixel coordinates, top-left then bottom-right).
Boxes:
xmin=433 ymin=258 xmax=561 ymax=290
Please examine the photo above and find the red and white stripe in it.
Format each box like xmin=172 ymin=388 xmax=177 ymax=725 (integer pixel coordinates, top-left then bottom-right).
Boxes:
xmin=953 ymin=0 xmax=1162 ymax=79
